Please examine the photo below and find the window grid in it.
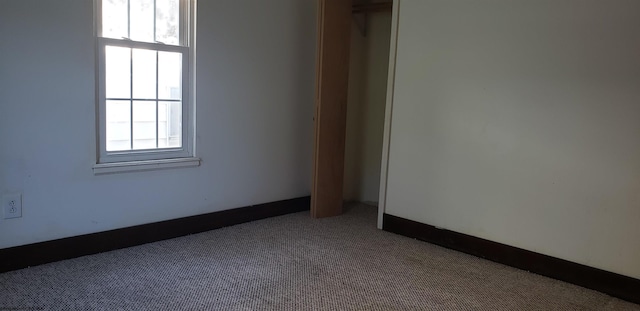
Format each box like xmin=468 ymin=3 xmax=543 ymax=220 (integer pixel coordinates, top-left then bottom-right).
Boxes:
xmin=97 ymin=0 xmax=192 ymax=163
xmin=104 ymin=48 xmax=182 ymax=151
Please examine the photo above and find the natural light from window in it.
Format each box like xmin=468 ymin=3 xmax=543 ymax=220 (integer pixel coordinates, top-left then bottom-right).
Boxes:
xmin=101 ymin=0 xmax=183 ymax=152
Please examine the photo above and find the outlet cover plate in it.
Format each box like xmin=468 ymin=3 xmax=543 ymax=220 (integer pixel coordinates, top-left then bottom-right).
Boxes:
xmin=3 ymin=193 xmax=22 ymax=219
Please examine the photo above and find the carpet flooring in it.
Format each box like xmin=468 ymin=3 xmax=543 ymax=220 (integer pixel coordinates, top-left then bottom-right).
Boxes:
xmin=0 ymin=203 xmax=638 ymax=310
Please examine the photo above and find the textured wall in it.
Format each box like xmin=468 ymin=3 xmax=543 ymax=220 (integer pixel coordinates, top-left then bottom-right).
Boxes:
xmin=344 ymin=12 xmax=392 ymax=204
xmin=385 ymin=0 xmax=640 ymax=278
xmin=0 ymin=0 xmax=316 ymax=248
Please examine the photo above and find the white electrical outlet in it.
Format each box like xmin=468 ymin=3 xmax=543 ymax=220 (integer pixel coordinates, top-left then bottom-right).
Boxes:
xmin=3 ymin=193 xmax=22 ymax=219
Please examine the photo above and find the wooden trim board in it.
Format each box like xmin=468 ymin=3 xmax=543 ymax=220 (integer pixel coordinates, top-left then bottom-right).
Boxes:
xmin=0 ymin=197 xmax=310 ymax=273
xmin=383 ymin=213 xmax=640 ymax=305
xmin=311 ymin=0 xmax=352 ymax=218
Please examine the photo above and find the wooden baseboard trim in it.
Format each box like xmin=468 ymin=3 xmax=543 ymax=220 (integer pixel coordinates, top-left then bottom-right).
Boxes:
xmin=0 ymin=197 xmax=310 ymax=273
xmin=383 ymin=213 xmax=640 ymax=304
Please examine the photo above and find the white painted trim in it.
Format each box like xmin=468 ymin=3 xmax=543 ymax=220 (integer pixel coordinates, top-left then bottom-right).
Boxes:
xmin=93 ymin=157 xmax=201 ymax=175
xmin=189 ymin=0 xmax=197 ymax=156
xmin=377 ymin=0 xmax=400 ymax=229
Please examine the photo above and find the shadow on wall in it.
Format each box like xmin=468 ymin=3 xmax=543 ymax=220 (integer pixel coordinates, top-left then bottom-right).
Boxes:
xmin=344 ymin=11 xmax=392 ymax=205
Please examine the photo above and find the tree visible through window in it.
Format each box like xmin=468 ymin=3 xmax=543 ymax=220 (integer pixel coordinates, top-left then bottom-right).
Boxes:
xmin=97 ymin=0 xmax=193 ymax=163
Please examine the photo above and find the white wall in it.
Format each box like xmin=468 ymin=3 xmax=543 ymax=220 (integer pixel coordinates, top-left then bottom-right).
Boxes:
xmin=0 ymin=0 xmax=316 ymax=249
xmin=344 ymin=13 xmax=391 ymax=204
xmin=385 ymin=0 xmax=640 ymax=279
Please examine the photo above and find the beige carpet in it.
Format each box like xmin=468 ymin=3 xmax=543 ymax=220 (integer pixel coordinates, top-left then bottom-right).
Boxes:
xmin=0 ymin=203 xmax=638 ymax=310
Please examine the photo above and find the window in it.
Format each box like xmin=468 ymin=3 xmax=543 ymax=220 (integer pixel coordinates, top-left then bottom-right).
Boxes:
xmin=95 ymin=0 xmax=198 ymax=173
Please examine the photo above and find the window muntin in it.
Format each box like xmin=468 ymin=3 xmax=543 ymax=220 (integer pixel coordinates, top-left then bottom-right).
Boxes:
xmin=97 ymin=0 xmax=193 ymax=163
xmin=102 ymin=0 xmax=181 ymax=45
xmin=103 ymin=47 xmax=183 ymax=152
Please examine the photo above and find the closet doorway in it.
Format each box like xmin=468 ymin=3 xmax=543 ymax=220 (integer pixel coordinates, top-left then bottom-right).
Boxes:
xmin=312 ymin=0 xmax=392 ymax=218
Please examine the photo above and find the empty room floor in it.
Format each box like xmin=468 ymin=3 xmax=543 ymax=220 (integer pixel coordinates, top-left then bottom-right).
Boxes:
xmin=0 ymin=203 xmax=638 ymax=310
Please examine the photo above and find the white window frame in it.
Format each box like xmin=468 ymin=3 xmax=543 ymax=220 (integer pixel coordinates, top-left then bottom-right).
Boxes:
xmin=94 ymin=0 xmax=198 ymax=174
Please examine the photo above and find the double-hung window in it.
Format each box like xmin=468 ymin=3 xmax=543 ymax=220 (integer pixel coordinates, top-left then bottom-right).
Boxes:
xmin=95 ymin=0 xmax=197 ymax=173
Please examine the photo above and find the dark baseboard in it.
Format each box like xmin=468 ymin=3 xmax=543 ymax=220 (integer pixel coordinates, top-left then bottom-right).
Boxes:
xmin=0 ymin=196 xmax=310 ymax=273
xmin=383 ymin=213 xmax=640 ymax=305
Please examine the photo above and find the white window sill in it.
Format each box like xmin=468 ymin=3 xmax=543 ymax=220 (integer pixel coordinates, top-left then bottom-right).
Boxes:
xmin=93 ymin=157 xmax=201 ymax=175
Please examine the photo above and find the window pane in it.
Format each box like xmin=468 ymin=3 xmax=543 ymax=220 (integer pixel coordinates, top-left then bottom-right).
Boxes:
xmin=102 ymin=0 xmax=128 ymax=39
xmin=130 ymin=0 xmax=155 ymax=42
xmin=106 ymin=100 xmax=131 ymax=151
xmin=158 ymin=51 xmax=182 ymax=100
xmin=132 ymin=49 xmax=157 ymax=99
xmin=156 ymin=0 xmax=180 ymax=45
xmin=105 ymin=46 xmax=131 ymax=99
xmin=132 ymin=101 xmax=157 ymax=150
xmin=158 ymin=101 xmax=182 ymax=148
